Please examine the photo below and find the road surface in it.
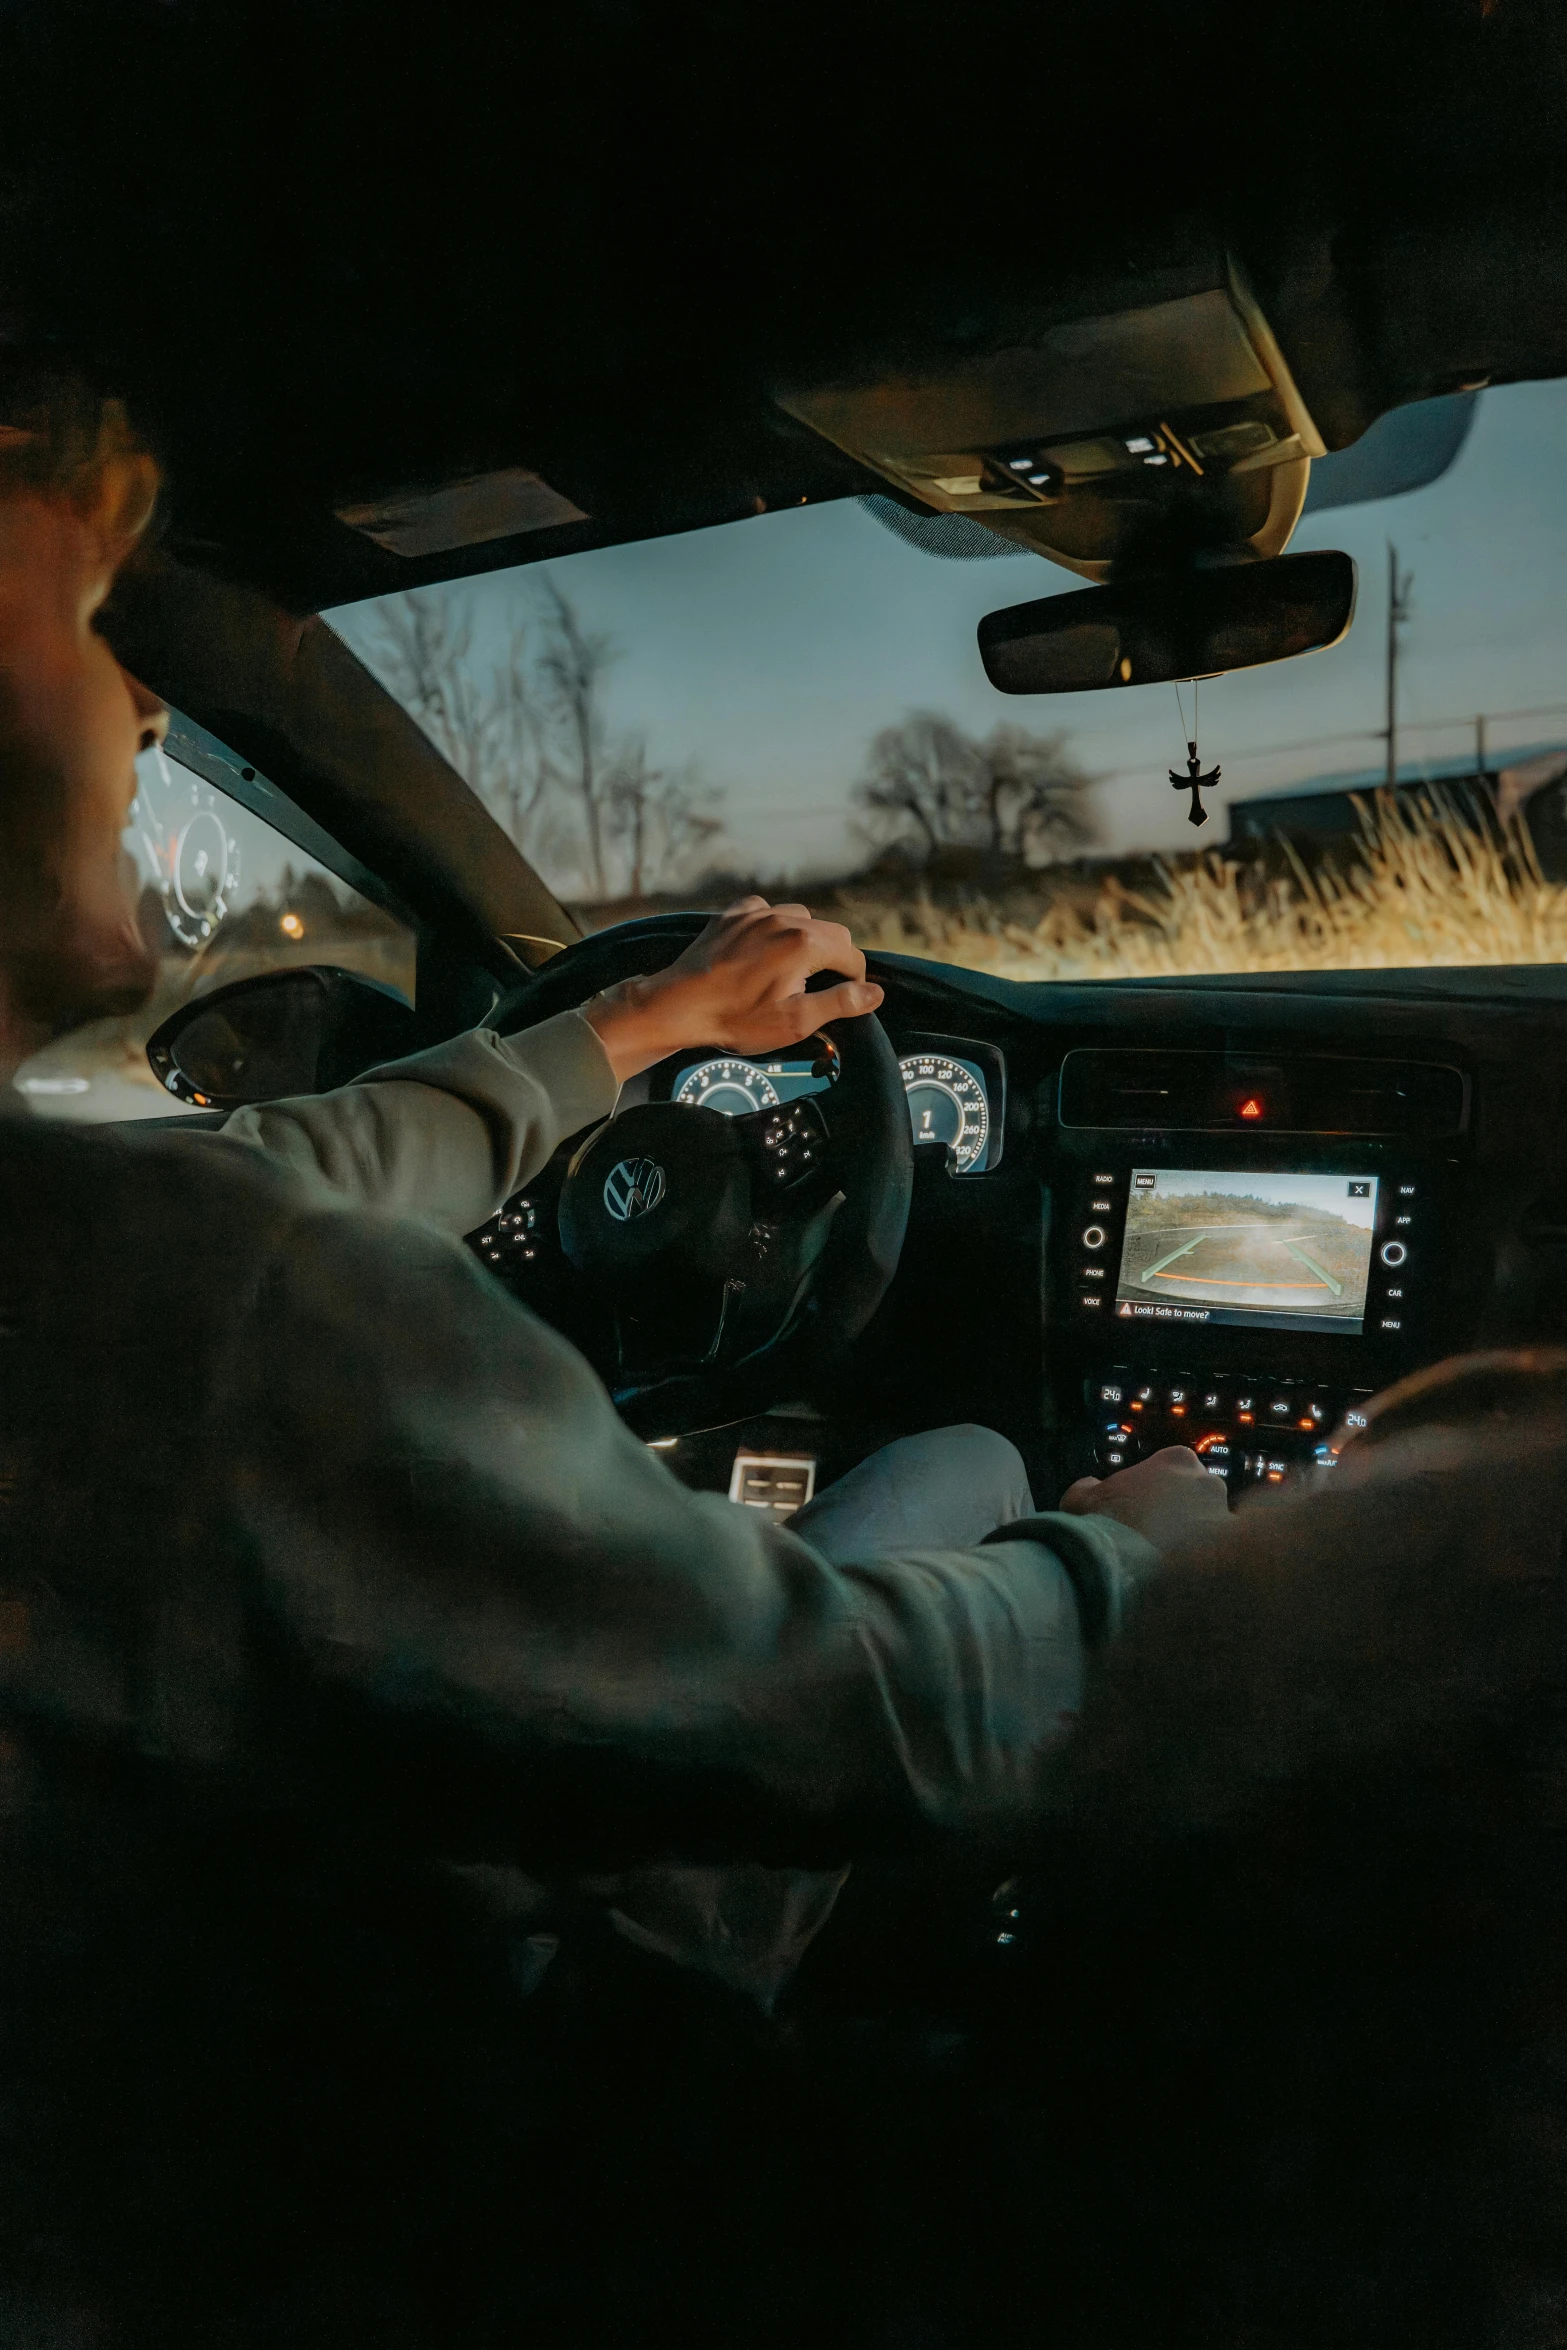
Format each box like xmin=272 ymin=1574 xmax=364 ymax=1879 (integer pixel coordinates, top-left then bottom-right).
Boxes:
xmin=1121 ymin=1220 xmax=1366 ymax=1318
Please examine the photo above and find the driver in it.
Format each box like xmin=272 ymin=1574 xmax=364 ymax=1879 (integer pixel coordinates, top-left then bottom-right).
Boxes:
xmin=0 ymin=362 xmax=1228 ymax=2322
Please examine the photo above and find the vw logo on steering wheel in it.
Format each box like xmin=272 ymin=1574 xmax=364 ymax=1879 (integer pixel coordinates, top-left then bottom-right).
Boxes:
xmin=603 ymin=1156 xmax=667 ymax=1222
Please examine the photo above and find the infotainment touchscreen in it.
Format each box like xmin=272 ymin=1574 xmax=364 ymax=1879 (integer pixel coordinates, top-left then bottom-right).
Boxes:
xmin=1115 ymin=1169 xmax=1379 ymax=1336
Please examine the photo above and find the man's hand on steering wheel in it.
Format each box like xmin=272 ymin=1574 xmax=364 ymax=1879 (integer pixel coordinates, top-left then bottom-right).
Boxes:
xmin=581 ymin=897 xmax=884 ymax=1083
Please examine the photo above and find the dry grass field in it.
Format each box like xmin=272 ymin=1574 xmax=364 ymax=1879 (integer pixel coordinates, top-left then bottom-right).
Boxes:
xmin=836 ymin=789 xmax=1567 ymax=983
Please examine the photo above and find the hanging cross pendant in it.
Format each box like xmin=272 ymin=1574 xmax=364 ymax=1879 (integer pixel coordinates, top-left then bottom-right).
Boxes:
xmin=1169 ymin=740 xmax=1220 ymax=826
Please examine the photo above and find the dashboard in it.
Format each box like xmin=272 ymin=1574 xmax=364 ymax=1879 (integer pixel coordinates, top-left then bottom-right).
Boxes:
xmin=470 ymin=957 xmax=1567 ymax=1509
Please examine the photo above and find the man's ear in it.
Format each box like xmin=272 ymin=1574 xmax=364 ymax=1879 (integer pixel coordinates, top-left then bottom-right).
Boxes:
xmin=70 ymin=400 xmax=159 ymax=557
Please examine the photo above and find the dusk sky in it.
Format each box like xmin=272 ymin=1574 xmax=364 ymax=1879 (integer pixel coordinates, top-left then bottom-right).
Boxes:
xmin=330 ymin=375 xmax=1567 ymax=889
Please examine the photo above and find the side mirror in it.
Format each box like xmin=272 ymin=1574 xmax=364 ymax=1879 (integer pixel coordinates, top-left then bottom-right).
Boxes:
xmin=978 ymin=549 xmax=1357 ymax=694
xmin=146 ymin=967 xmax=416 ymax=1110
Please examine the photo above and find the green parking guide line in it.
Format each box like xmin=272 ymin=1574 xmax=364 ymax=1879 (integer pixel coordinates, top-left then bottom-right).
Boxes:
xmin=1141 ymin=1235 xmax=1204 ymax=1280
xmin=1284 ymin=1239 xmax=1342 ymax=1295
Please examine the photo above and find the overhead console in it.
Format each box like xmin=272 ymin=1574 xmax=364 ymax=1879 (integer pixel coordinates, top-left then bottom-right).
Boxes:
xmin=776 ymin=254 xmax=1325 ymax=582
xmin=1048 ymin=1047 xmax=1467 ymax=1494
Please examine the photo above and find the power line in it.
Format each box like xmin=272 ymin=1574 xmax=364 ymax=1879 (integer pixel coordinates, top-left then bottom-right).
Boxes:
xmin=1084 ymin=702 xmax=1567 ymax=792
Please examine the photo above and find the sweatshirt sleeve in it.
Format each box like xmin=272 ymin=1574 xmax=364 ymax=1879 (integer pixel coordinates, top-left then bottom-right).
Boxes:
xmin=221 ymin=1202 xmax=1094 ymax=1869
xmin=983 ymin=1511 xmax=1162 ymax=1647
xmin=207 ymin=1009 xmax=620 ymax=1236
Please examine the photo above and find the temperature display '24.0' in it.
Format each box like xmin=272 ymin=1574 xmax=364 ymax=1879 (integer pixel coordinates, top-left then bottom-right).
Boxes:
xmin=898 ymin=1055 xmax=990 ymax=1173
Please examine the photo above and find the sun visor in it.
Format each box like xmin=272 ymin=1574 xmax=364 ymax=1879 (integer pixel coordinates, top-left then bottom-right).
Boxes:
xmin=1302 ymin=391 xmax=1479 ymax=516
xmin=335 ymin=466 xmax=588 ymax=558
xmin=777 ymin=259 xmax=1324 ymax=582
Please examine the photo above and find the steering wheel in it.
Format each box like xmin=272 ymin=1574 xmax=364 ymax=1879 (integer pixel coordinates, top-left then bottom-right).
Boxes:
xmin=492 ymin=915 xmax=913 ymax=1436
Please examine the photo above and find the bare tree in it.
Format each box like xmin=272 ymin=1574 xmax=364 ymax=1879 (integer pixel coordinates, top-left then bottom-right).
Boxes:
xmin=652 ymin=766 xmax=725 ymax=892
xmin=343 ymin=578 xmax=726 ymax=902
xmin=534 ymin=580 xmax=617 ymax=899
xmin=353 ymin=590 xmax=551 ymax=854
xmin=854 ymin=713 xmax=983 ymax=861
xmin=854 ymin=711 xmax=1099 ymax=867
xmin=984 ymin=724 xmax=1101 ymax=862
xmin=606 ymin=745 xmax=724 ymax=899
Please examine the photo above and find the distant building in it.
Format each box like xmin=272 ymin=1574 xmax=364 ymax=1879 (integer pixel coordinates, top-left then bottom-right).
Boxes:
xmin=1227 ymin=746 xmax=1567 ymax=876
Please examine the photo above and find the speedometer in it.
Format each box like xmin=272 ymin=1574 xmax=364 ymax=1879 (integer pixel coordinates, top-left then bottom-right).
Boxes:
xmin=899 ymin=1054 xmax=990 ymax=1173
xmin=674 ymin=1057 xmax=781 ymax=1115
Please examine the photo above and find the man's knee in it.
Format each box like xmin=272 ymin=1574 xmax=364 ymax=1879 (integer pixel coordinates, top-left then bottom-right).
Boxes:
xmin=917 ymin=1424 xmax=1034 ymax=1520
xmin=859 ymin=1423 xmax=1034 ymax=1529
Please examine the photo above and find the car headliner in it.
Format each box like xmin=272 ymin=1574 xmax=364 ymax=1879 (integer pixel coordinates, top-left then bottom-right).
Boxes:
xmin=5 ymin=0 xmax=1566 ymax=615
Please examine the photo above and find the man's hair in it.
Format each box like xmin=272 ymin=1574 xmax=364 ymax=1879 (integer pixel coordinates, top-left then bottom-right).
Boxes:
xmin=0 ymin=344 xmax=115 ymax=496
xmin=0 ymin=344 xmax=160 ymax=1037
xmin=0 ymin=349 xmax=92 ymax=989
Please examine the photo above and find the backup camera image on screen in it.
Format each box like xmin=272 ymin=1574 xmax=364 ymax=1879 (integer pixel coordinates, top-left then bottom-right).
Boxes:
xmin=1115 ymin=1169 xmax=1379 ymax=1335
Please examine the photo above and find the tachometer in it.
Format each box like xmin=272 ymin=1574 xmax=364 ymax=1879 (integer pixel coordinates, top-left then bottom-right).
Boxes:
xmin=674 ymin=1057 xmax=781 ymax=1115
xmin=899 ymin=1054 xmax=990 ymax=1172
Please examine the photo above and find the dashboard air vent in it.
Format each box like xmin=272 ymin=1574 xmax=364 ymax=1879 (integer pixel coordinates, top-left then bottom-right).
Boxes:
xmin=1058 ymin=1049 xmax=1466 ymax=1136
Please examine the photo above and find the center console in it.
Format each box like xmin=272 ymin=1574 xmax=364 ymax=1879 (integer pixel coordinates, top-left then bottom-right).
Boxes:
xmin=1049 ymin=1047 xmax=1467 ymax=1494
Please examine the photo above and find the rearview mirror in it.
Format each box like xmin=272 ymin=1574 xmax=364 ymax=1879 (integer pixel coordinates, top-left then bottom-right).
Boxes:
xmin=146 ymin=966 xmax=415 ymax=1110
xmin=977 ymin=549 xmax=1357 ymax=695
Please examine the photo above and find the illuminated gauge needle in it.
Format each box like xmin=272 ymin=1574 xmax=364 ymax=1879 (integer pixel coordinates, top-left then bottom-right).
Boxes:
xmin=897 ymin=1054 xmax=990 ymax=1174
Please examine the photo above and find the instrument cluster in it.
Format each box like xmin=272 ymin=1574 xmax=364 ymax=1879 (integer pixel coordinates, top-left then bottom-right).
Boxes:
xmin=667 ymin=1038 xmax=1002 ymax=1174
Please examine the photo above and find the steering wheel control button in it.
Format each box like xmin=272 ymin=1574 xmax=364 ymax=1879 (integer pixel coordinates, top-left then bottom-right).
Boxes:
xmin=757 ymin=1099 xmax=827 ymax=1185
xmin=1380 ymin=1239 xmax=1408 ymax=1266
xmin=603 ymin=1157 xmax=666 ymax=1222
xmin=1081 ymin=1224 xmax=1107 ymax=1250
xmin=472 ymin=1195 xmax=540 ymax=1270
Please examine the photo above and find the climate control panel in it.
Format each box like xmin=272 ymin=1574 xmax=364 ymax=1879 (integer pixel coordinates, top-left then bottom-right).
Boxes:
xmin=1087 ymin=1365 xmax=1374 ymax=1493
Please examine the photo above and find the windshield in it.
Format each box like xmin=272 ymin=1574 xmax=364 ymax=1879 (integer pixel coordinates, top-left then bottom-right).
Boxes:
xmin=330 ymin=375 xmax=1567 ymax=983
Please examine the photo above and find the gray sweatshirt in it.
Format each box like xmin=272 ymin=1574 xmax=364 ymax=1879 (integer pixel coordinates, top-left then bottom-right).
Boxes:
xmin=0 ymin=1011 xmax=1154 ymax=1893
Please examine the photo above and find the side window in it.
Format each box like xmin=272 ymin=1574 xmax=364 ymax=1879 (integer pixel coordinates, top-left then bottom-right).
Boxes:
xmin=14 ymin=738 xmax=417 ymax=1122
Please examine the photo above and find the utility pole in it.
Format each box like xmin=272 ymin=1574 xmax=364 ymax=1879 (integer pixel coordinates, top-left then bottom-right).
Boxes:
xmin=1475 ymin=712 xmax=1487 ymax=783
xmin=1385 ymin=542 xmax=1413 ymax=790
